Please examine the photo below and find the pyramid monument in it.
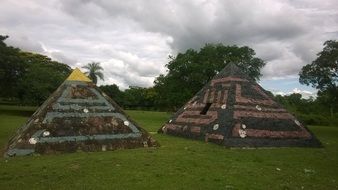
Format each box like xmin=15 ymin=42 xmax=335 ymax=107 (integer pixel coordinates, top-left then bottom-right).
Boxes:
xmin=5 ymin=68 xmax=158 ymax=157
xmin=159 ymin=63 xmax=321 ymax=147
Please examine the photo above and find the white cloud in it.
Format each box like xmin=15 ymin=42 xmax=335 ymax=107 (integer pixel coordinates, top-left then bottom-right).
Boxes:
xmin=1 ymin=0 xmax=337 ymax=90
xmin=272 ymin=88 xmax=316 ymax=99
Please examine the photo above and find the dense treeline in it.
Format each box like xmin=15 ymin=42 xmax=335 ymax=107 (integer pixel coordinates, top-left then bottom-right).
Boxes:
xmin=0 ymin=35 xmax=71 ymax=104
xmin=99 ymin=85 xmax=157 ymax=110
xmin=98 ymin=85 xmax=338 ymax=125
xmin=275 ymin=94 xmax=338 ymax=126
xmin=1 ymin=35 xmax=337 ymax=126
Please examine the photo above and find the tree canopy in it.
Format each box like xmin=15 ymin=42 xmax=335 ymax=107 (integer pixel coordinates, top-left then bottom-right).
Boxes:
xmin=154 ymin=43 xmax=265 ymax=110
xmin=0 ymin=35 xmax=25 ymax=98
xmin=299 ymin=40 xmax=338 ymax=117
xmin=99 ymin=85 xmax=157 ymax=110
xmin=17 ymin=52 xmax=71 ymax=104
xmin=99 ymin=84 xmax=124 ymax=105
xmin=299 ymin=40 xmax=338 ymax=90
xmin=0 ymin=35 xmax=71 ymax=105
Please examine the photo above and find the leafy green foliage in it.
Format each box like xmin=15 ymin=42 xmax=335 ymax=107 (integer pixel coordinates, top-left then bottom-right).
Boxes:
xmin=123 ymin=87 xmax=157 ymax=109
xmin=299 ymin=40 xmax=338 ymax=117
xmin=100 ymin=84 xmax=157 ymax=110
xmin=17 ymin=52 xmax=71 ymax=105
xmin=274 ymin=93 xmax=337 ymax=126
xmin=299 ymin=40 xmax=338 ymax=90
xmin=100 ymin=85 xmax=158 ymax=110
xmin=154 ymin=43 xmax=265 ymax=110
xmin=82 ymin=62 xmax=104 ymax=84
xmin=99 ymin=84 xmax=124 ymax=105
xmin=0 ymin=35 xmax=71 ymax=105
xmin=0 ymin=35 xmax=25 ymax=98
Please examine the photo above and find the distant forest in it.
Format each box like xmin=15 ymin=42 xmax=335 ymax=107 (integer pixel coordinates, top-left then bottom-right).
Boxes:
xmin=1 ymin=35 xmax=337 ymax=126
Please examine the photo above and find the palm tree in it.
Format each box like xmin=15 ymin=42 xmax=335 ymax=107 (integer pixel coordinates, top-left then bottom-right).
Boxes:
xmin=82 ymin=62 xmax=104 ymax=84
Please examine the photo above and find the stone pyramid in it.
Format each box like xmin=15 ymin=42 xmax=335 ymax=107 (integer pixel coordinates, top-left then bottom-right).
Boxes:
xmin=5 ymin=68 xmax=158 ymax=156
xmin=159 ymin=63 xmax=321 ymax=147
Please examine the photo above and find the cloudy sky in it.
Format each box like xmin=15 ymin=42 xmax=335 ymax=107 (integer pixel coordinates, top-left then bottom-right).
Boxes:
xmin=1 ymin=0 xmax=337 ymax=97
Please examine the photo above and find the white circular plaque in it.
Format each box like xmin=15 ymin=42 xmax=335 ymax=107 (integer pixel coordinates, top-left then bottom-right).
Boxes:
xmin=29 ymin=138 xmax=37 ymax=144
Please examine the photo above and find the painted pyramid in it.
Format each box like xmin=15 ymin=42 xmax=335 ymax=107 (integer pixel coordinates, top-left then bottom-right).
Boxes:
xmin=5 ymin=68 xmax=158 ymax=157
xmin=159 ymin=63 xmax=321 ymax=147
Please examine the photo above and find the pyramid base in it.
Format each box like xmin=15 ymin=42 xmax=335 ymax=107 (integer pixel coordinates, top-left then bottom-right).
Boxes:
xmin=223 ymin=137 xmax=322 ymax=148
xmin=5 ymin=138 xmax=159 ymax=157
xmin=161 ymin=129 xmax=322 ymax=148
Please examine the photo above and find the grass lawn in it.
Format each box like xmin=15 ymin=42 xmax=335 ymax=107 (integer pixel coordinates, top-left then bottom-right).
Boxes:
xmin=0 ymin=105 xmax=337 ymax=190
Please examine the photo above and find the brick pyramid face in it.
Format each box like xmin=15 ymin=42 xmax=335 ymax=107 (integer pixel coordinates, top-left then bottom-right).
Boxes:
xmin=160 ymin=63 xmax=321 ymax=147
xmin=5 ymin=69 xmax=158 ymax=157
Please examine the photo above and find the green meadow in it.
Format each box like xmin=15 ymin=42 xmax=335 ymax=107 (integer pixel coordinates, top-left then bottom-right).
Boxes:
xmin=0 ymin=105 xmax=337 ymax=190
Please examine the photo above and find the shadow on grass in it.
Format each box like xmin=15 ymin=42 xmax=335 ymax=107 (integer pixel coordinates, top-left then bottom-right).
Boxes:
xmin=0 ymin=105 xmax=36 ymax=117
xmin=0 ymin=110 xmax=34 ymax=117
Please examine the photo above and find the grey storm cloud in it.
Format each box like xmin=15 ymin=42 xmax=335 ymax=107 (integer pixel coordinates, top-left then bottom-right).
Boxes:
xmin=1 ymin=0 xmax=338 ymax=89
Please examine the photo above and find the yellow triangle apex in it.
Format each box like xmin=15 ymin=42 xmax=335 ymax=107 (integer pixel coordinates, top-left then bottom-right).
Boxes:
xmin=66 ymin=68 xmax=92 ymax=82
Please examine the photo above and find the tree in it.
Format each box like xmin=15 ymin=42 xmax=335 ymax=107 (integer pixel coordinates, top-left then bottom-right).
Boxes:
xmin=99 ymin=84 xmax=124 ymax=105
xmin=274 ymin=93 xmax=332 ymax=126
xmin=0 ymin=35 xmax=25 ymax=98
xmin=0 ymin=35 xmax=72 ymax=105
xmin=99 ymin=85 xmax=158 ymax=110
xmin=316 ymin=88 xmax=338 ymax=118
xmin=299 ymin=40 xmax=338 ymax=117
xmin=154 ymin=43 xmax=265 ymax=110
xmin=123 ymin=86 xmax=157 ymax=109
xmin=17 ymin=52 xmax=71 ymax=105
xmin=82 ymin=62 xmax=104 ymax=84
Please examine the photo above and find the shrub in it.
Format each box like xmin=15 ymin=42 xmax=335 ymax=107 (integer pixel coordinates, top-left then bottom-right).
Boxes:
xmin=297 ymin=113 xmax=330 ymax=126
